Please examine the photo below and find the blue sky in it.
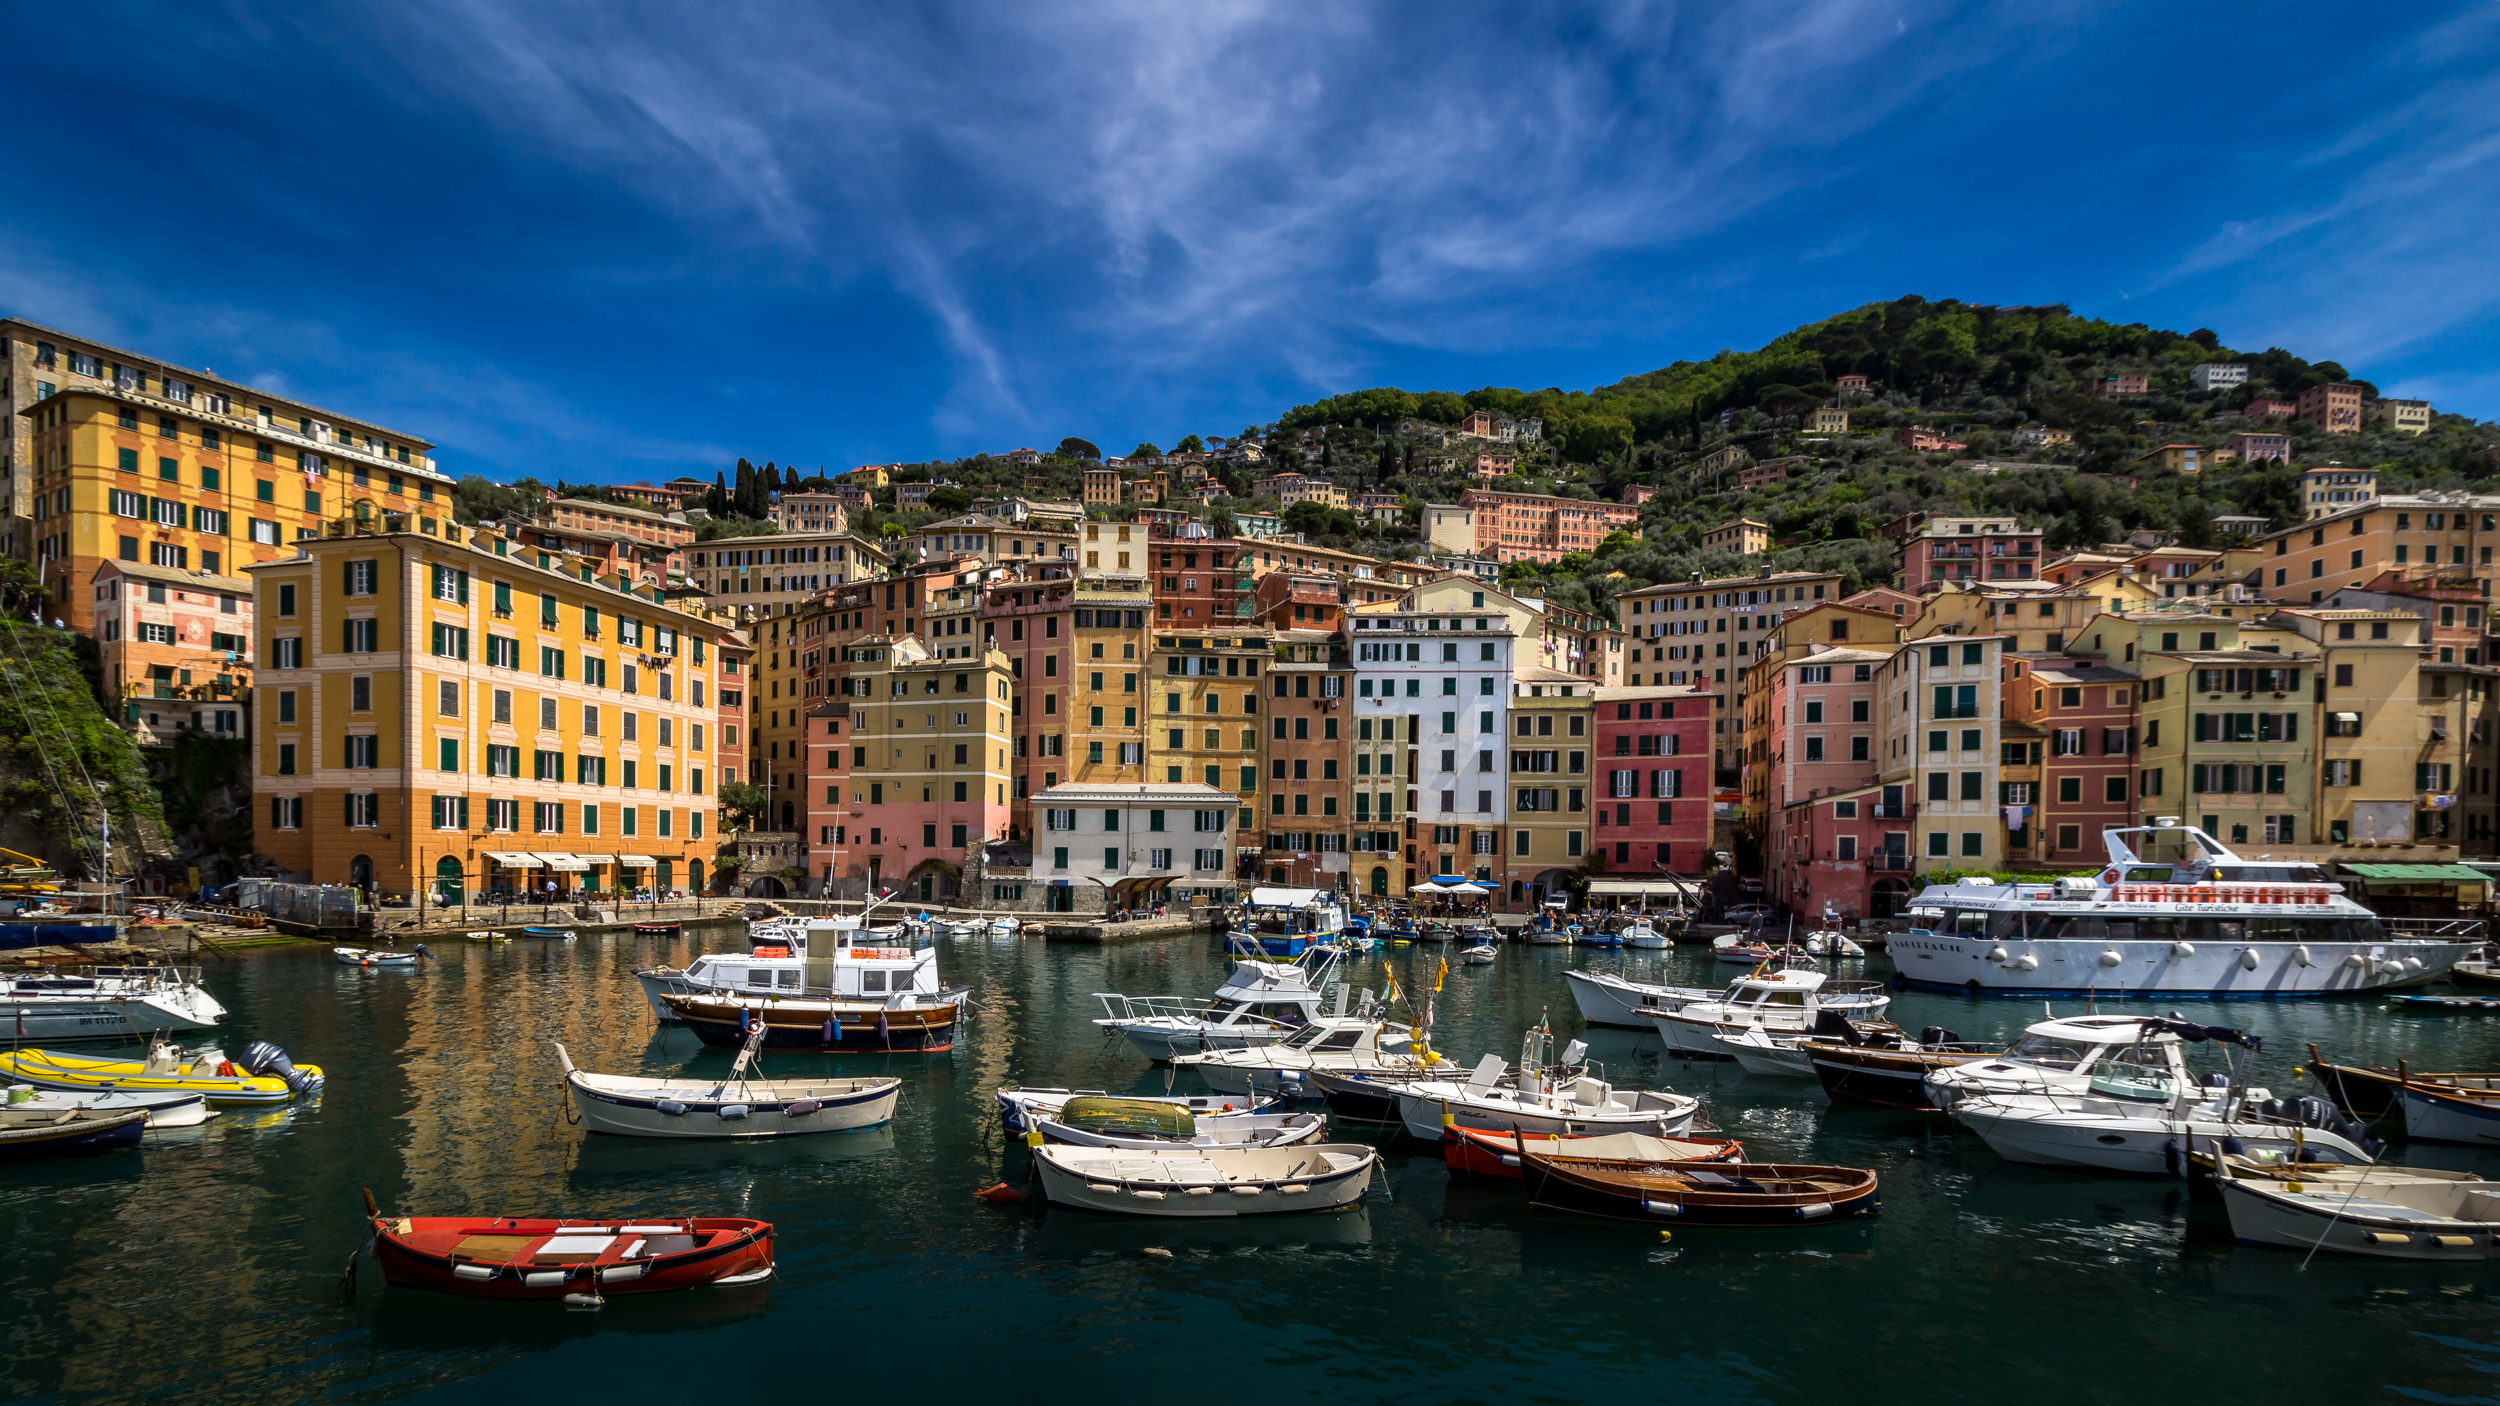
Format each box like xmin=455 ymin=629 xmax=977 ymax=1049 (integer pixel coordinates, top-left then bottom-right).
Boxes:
xmin=5 ymin=2 xmax=2496 ymax=484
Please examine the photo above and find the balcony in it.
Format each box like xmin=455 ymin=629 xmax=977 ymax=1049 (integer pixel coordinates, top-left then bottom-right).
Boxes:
xmin=1870 ymin=802 xmax=1913 ymax=819
xmin=1868 ymin=855 xmax=1913 ymax=872
xmin=1933 ymin=706 xmax=1980 ymax=719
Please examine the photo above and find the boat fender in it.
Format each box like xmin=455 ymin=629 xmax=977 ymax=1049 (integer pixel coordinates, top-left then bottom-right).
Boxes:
xmin=2405 ymin=956 xmax=2426 ymax=971
xmin=2171 ymin=942 xmax=2196 ymax=958
xmin=2239 ymin=949 xmax=2261 ymax=971
xmin=563 ymin=1292 xmax=605 ymax=1310
xmin=2219 ymin=1137 xmax=2245 ymax=1155
xmin=2162 ymin=1139 xmax=2182 ymax=1176
xmin=783 ymin=1100 xmax=820 ymax=1117
xmin=2293 ymin=945 xmax=2313 ymax=968
xmin=2377 ymin=960 xmax=2407 ymax=977
xmin=974 ymin=1182 xmax=1028 ymax=1204
xmin=717 ymin=1105 xmax=751 ymax=1120
xmin=1641 ymin=1200 xmax=1685 ymax=1217
xmin=522 ymin=1270 xmax=568 ymax=1288
xmin=2014 ymin=955 xmax=2039 ymax=972
xmin=2098 ymin=949 xmax=2124 ymax=969
xmin=656 ymin=1100 xmax=688 ymax=1117
xmin=598 ymin=1263 xmax=647 ymax=1283
xmin=452 ymin=1262 xmax=497 ymax=1281
xmin=1986 ymin=946 xmax=2009 ymax=964
xmin=2343 ymin=953 xmax=2370 ymax=970
xmin=1796 ymin=1203 xmax=1835 ymax=1220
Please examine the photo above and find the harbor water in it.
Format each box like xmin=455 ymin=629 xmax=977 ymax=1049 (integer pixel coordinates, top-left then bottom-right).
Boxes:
xmin=8 ymin=931 xmax=2500 ymax=1405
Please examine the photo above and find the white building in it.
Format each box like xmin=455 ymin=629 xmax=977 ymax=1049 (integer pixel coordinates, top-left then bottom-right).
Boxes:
xmin=2191 ymin=363 xmax=2249 ymax=393
xmin=1033 ymin=781 xmax=1239 ymax=910
xmin=1349 ymin=603 xmax=1517 ymax=880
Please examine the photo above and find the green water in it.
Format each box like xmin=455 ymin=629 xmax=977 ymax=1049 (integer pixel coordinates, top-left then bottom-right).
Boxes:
xmin=7 ymin=933 xmax=2500 ymax=1406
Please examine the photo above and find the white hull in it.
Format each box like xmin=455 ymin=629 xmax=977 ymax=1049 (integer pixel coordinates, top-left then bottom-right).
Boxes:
xmin=1561 ymin=969 xmax=1717 ymax=1029
xmin=1953 ymin=1100 xmax=2375 ymax=1174
xmin=1030 ymin=1112 xmax=1328 ymax=1150
xmin=6 ymin=1089 xmax=213 ymax=1127
xmin=1105 ymin=1020 xmax=1292 ymax=1063
xmin=1392 ymin=1086 xmax=1697 ymax=1143
xmin=564 ymin=1074 xmax=898 ymax=1139
xmin=1030 ymin=1144 xmax=1376 ymax=1218
xmin=0 ymin=992 xmax=224 ymax=1040
xmin=2219 ymin=1176 xmax=2500 ymax=1260
xmin=2399 ymin=1086 xmax=2500 ymax=1145
xmin=1717 ymin=1031 xmax=1815 ymax=1078
xmin=1889 ymin=934 xmax=2471 ymax=996
xmin=1621 ymin=935 xmax=1672 ymax=950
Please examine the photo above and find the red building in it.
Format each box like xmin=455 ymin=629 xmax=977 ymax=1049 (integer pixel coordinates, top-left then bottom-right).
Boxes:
xmin=1899 ymin=517 xmax=2043 ymax=593
xmin=2005 ymin=656 xmax=2138 ymax=863
xmin=1768 ymin=784 xmax=1914 ymax=923
xmin=1590 ymin=684 xmax=1713 ymax=876
xmin=1151 ymin=537 xmax=1242 ymax=625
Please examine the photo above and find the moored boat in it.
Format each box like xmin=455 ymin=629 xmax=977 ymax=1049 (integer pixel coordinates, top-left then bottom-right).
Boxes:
xmin=999 ymin=1092 xmax=1326 ymax=1151
xmin=0 ymin=965 xmax=227 ymax=1040
xmin=334 ymin=947 xmax=421 ymax=967
xmin=517 ymin=926 xmax=576 ymax=940
xmin=0 ymin=1039 xmax=320 ymax=1104
xmin=2217 ymin=1164 xmax=2500 ymax=1260
xmin=1 ymin=1084 xmax=212 ymax=1127
xmin=1229 ymin=887 xmax=1350 ymax=957
xmin=1027 ymin=1142 xmax=1377 ymax=1217
xmin=1640 ymin=969 xmax=1894 ymax=1058
xmin=661 ymin=993 xmax=959 ymax=1051
xmin=635 ymin=923 xmax=964 ymax=1026
xmin=0 ymin=1106 xmax=148 ymax=1160
xmin=1442 ymin=1124 xmax=1742 ymax=1180
xmin=2395 ymin=1080 xmax=2500 ymax=1145
xmin=1516 ymin=1141 xmax=1881 ymax=1226
xmin=553 ymin=1036 xmax=898 ymax=1139
xmin=1460 ymin=944 xmax=1498 ymax=965
xmin=2390 ymin=994 xmax=2500 ymax=1013
xmin=364 ymin=1200 xmax=775 ymax=1298
xmin=2299 ymin=1044 xmax=2500 ymax=1122
xmin=1094 ymin=945 xmax=1402 ymax=1063
xmin=631 ymin=922 xmax=682 ymax=938
xmin=1391 ymin=1027 xmax=1699 ymax=1142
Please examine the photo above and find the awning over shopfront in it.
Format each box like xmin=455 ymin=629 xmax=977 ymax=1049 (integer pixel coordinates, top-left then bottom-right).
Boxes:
xmin=2341 ymin=863 xmax=2490 ymax=885
xmin=1585 ymin=878 xmax=1697 ymax=898
xmin=534 ymin=853 xmax=591 ymax=872
xmin=613 ymin=855 xmax=657 ymax=869
xmin=573 ymin=854 xmax=618 ymax=866
xmin=484 ymin=852 xmax=543 ymax=868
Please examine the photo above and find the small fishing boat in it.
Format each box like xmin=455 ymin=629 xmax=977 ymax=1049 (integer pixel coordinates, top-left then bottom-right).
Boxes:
xmin=0 ymin=1106 xmax=148 ymax=1161
xmin=1520 ymin=926 xmax=1570 ymax=947
xmin=2 ymin=1085 xmax=212 ymax=1127
xmin=464 ymin=930 xmax=508 ymax=944
xmin=2299 ymin=1045 xmax=2500 ymax=1122
xmin=637 ymin=914 xmax=966 ymax=1027
xmin=1460 ymin=944 xmax=1498 ymax=965
xmin=1027 ymin=1142 xmax=1378 ymax=1218
xmin=1304 ymin=1066 xmax=1452 ymax=1125
xmin=334 ymin=947 xmax=421 ymax=967
xmin=0 ymin=1039 xmax=321 ymax=1104
xmin=987 ymin=916 xmax=1022 ymax=937
xmin=998 ymin=1091 xmax=1326 ymax=1151
xmin=2216 ymin=1163 xmax=2500 ymax=1260
xmin=995 ymin=1087 xmax=1271 ymax=1133
xmin=1442 ymin=1125 xmax=1742 ymax=1180
xmin=1712 ymin=1027 xmax=1818 ymax=1078
xmin=1618 ymin=919 xmax=1671 ymax=950
xmin=554 ymin=1034 xmax=898 ymax=1139
xmin=631 ymin=922 xmax=682 ymax=938
xmin=1391 ymin=1027 xmax=1700 ymax=1142
xmin=661 ymin=993 xmax=960 ymax=1052
xmin=363 ymin=1196 xmax=775 ymax=1299
xmin=2394 ymin=1079 xmax=2500 ymax=1146
xmin=2391 ymin=994 xmax=2500 ymax=1013
xmin=518 ymin=926 xmax=575 ymax=940
xmin=1573 ymin=928 xmax=1624 ymax=950
xmin=1517 ymin=1143 xmax=1881 ymax=1226
xmin=2450 ymin=958 xmax=2500 ymax=989
xmin=1712 ymin=936 xmax=1774 ymax=965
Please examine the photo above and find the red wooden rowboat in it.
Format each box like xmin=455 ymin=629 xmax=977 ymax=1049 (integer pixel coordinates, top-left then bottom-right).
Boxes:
xmin=364 ymin=1195 xmax=773 ymax=1300
xmin=1443 ymin=1124 xmax=1743 ymax=1180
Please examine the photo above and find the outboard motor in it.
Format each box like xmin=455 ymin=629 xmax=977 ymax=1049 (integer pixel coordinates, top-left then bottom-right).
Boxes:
xmin=1918 ymin=1026 xmax=1961 ymax=1049
xmin=241 ymin=1040 xmax=316 ymax=1095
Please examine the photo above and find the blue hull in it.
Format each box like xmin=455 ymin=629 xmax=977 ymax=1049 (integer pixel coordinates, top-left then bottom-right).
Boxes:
xmin=0 ymin=925 xmax=116 ymax=951
xmin=1230 ymin=936 xmax=1315 ymax=957
xmin=0 ymin=1117 xmax=145 ymax=1161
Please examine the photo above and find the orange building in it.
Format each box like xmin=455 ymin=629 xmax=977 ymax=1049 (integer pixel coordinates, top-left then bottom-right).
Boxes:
xmin=92 ymin=559 xmax=253 ymax=738
xmin=1458 ymin=488 xmax=1639 ymax=564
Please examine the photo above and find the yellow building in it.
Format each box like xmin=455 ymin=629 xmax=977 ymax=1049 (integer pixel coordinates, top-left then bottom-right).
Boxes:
xmin=1504 ymin=671 xmax=1595 ymax=906
xmin=1149 ymin=627 xmax=1269 ymax=840
xmin=250 ymin=518 xmax=729 ymax=901
xmin=13 ymin=361 xmax=444 ymax=632
xmin=836 ymin=636 xmax=1016 ymax=900
xmin=1701 ymin=518 xmax=1771 ymax=556
xmin=1068 ymin=576 xmax=1153 ymax=784
xmin=1079 ymin=519 xmax=1147 ymax=572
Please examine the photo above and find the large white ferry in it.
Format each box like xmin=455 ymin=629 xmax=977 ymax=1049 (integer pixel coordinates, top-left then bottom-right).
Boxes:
xmin=1888 ymin=820 xmax=2482 ymax=998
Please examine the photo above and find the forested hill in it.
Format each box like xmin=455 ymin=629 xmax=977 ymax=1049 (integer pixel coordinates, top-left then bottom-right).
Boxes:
xmin=1271 ymin=296 xmax=2499 ymax=619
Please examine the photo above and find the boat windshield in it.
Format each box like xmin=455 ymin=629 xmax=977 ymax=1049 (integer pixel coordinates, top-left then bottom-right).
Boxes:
xmin=2003 ymin=1034 xmax=2098 ymax=1070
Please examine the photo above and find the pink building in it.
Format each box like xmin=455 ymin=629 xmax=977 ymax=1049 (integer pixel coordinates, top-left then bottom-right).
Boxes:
xmin=1769 ymin=784 xmax=1911 ymax=923
xmin=1892 ymin=426 xmax=1966 ymax=453
xmin=1591 ymin=685 xmax=1713 ymax=875
xmin=2224 ymin=432 xmax=2291 ymax=466
xmin=1899 ymin=517 xmax=2043 ymax=593
xmin=1758 ymin=645 xmax=1899 ymax=921
xmin=2004 ymin=656 xmax=2138 ymax=865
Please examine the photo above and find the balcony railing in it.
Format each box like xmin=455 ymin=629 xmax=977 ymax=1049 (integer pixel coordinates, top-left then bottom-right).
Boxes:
xmin=1870 ymin=802 xmax=1913 ymax=819
xmin=1933 ymin=706 xmax=1980 ymax=719
xmin=1868 ymin=855 xmax=1913 ymax=872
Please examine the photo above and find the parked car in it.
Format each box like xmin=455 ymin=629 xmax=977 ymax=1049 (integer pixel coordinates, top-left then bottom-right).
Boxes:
xmin=1719 ymin=903 xmax=1774 ymax=924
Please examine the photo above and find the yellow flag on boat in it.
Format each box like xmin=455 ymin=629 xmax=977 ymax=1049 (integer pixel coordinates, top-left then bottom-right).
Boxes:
xmin=1434 ymin=957 xmax=1448 ymax=992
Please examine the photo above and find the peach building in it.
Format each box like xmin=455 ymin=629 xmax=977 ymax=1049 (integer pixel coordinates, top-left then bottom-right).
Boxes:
xmin=92 ymin=559 xmax=253 ymax=738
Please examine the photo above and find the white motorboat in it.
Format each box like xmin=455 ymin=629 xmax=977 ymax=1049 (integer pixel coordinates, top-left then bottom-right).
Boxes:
xmin=1618 ymin=918 xmax=1672 ymax=950
xmin=333 ymin=946 xmax=421 ymax=967
xmin=1392 ymin=1026 xmax=1700 ymax=1143
xmin=1230 ymin=886 xmax=1350 ymax=958
xmin=994 ymin=1089 xmax=1326 ymax=1150
xmin=1712 ymin=1027 xmax=1816 ymax=1078
xmin=1167 ymin=1020 xmax=1417 ymax=1097
xmin=1639 ymin=969 xmax=1895 ymax=1057
xmin=637 ymin=901 xmax=965 ymax=1025
xmin=1924 ymin=1013 xmax=2201 ymax=1108
xmin=1891 ymin=819 xmax=2479 ymax=995
xmin=1 ymin=1084 xmax=214 ymax=1127
xmin=1093 ymin=946 xmax=1405 ymax=1063
xmin=552 ymin=1034 xmax=898 ymax=1139
xmin=1562 ymin=969 xmax=1732 ymax=1028
xmin=1028 ymin=1142 xmax=1378 ymax=1218
xmin=995 ymin=1086 xmax=1271 ymax=1133
xmin=2217 ymin=1163 xmax=2500 ymax=1259
xmin=1460 ymin=944 xmax=1498 ymax=965
xmin=0 ymin=965 xmax=226 ymax=1040
xmin=987 ymin=916 xmax=1022 ymax=937
xmin=1948 ymin=1020 xmax=2383 ymax=1174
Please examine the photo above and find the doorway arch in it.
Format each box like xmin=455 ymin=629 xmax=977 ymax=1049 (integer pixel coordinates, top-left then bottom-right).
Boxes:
xmin=1871 ymin=877 xmax=1911 ymax=920
xmin=746 ymin=875 xmax=788 ymax=898
xmin=433 ymin=857 xmax=463 ymax=907
xmin=349 ymin=854 xmax=374 ymax=891
xmin=1369 ymin=866 xmax=1388 ymax=896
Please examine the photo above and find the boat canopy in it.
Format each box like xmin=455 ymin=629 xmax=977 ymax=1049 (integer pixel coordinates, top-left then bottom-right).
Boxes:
xmin=1058 ymin=1097 xmax=1198 ymax=1138
xmin=1249 ymin=887 xmax=1326 ymax=907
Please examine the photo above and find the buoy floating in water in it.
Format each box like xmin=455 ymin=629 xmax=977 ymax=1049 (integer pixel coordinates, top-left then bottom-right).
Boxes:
xmin=974 ymin=1182 xmax=1027 ymax=1204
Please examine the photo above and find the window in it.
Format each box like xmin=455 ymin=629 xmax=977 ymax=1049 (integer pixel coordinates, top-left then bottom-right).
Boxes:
xmin=343 ymin=619 xmax=377 ymax=652
xmin=346 ymin=793 xmax=380 ymax=828
xmin=344 ymin=560 xmax=378 ymax=595
xmin=344 ymin=735 xmax=379 ymax=768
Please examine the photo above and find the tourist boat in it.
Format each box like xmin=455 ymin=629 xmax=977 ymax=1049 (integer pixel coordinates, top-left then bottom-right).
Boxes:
xmin=1460 ymin=944 xmax=1498 ymax=965
xmin=1638 ymin=969 xmax=1895 ymax=1058
xmin=517 ymin=926 xmax=575 ymax=940
xmin=363 ymin=1201 xmax=775 ymax=1299
xmin=1891 ymin=819 xmax=2480 ymax=995
xmin=1093 ymin=946 xmax=1402 ymax=1063
xmin=1514 ymin=1141 xmax=1882 ymax=1225
xmin=1168 ymin=1019 xmax=1418 ymax=1096
xmin=333 ymin=947 xmax=421 ymax=967
xmin=632 ymin=922 xmax=682 ymax=938
xmin=996 ymin=1091 xmax=1326 ymax=1151
xmin=1026 ymin=1142 xmax=1378 ymax=1218
xmin=0 ymin=1039 xmax=321 ymax=1104
xmin=1442 ymin=1125 xmax=1743 ymax=1180
xmin=0 ymin=1106 xmax=149 ymax=1161
xmin=553 ymin=1035 xmax=899 ymax=1139
xmin=2216 ymin=1163 xmax=2500 ymax=1260
xmin=0 ymin=965 xmax=226 ymax=1040
xmin=2390 ymin=994 xmax=2500 ymax=1012
xmin=636 ymin=910 xmax=965 ymax=1027
xmin=660 ymin=992 xmax=959 ymax=1051
xmin=2300 ymin=1045 xmax=2500 ymax=1122
xmin=1924 ymin=1013 xmax=2209 ymax=1108
xmin=1 ymin=1085 xmax=212 ymax=1128
xmin=1391 ymin=1027 xmax=1700 ymax=1143
xmin=1618 ymin=918 xmax=1671 ymax=950
xmin=1947 ymin=1021 xmax=2383 ymax=1174
xmin=1229 ymin=887 xmax=1348 ymax=957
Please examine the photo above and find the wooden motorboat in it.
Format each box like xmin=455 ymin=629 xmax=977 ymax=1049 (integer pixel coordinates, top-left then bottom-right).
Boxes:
xmin=0 ymin=1106 xmax=148 ymax=1160
xmin=364 ymin=1199 xmax=774 ymax=1299
xmin=2449 ymin=958 xmax=2500 ymax=989
xmin=0 ymin=1039 xmax=322 ymax=1103
xmin=1001 ymin=1092 xmax=1326 ymax=1151
xmin=2396 ymin=1079 xmax=2500 ymax=1146
xmin=2301 ymin=1044 xmax=2500 ymax=1122
xmin=1442 ymin=1124 xmax=1742 ymax=1180
xmin=2217 ymin=1163 xmax=2500 ymax=1260
xmin=632 ymin=922 xmax=682 ymax=938
xmin=1805 ymin=1035 xmax=2002 ymax=1111
xmin=554 ymin=1038 xmax=898 ymax=1139
xmin=2 ymin=1086 xmax=211 ymax=1127
xmin=2413 ymin=986 xmax=2500 ymax=1010
xmin=1516 ymin=1138 xmax=1881 ymax=1226
xmin=518 ymin=926 xmax=576 ymax=940
xmin=1028 ymin=1142 xmax=1377 ymax=1218
xmin=660 ymin=992 xmax=960 ymax=1051
xmin=334 ymin=947 xmax=420 ymax=967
